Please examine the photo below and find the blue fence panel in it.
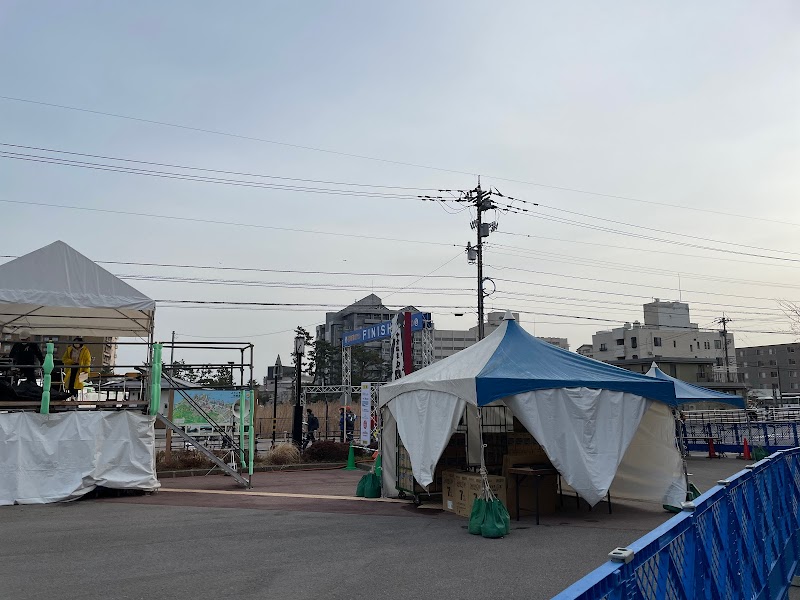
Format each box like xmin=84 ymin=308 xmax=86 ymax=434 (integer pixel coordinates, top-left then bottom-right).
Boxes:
xmin=554 ymin=449 xmax=800 ymax=600
xmin=683 ymin=421 xmax=800 ymax=454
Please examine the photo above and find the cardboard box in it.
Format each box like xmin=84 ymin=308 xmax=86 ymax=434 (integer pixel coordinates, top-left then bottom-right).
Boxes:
xmin=448 ymin=471 xmax=507 ymax=518
xmin=506 ymin=471 xmax=558 ymax=516
xmin=442 ymin=470 xmax=457 ymax=512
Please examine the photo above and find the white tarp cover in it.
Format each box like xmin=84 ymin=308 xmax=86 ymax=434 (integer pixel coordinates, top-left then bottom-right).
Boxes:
xmin=388 ymin=390 xmax=466 ymax=488
xmin=0 ymin=240 xmax=155 ymax=337
xmin=0 ymin=410 xmax=160 ymax=505
xmin=504 ymin=388 xmax=649 ymax=506
xmin=611 ymin=401 xmax=687 ymax=507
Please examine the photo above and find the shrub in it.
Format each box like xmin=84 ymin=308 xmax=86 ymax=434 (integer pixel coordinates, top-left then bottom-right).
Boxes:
xmin=302 ymin=441 xmax=352 ymax=463
xmin=156 ymin=449 xmax=217 ymax=470
xmin=265 ymin=443 xmax=301 ymax=465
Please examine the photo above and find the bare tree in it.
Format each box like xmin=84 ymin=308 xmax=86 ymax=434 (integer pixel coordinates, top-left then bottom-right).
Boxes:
xmin=779 ymin=301 xmax=800 ymax=338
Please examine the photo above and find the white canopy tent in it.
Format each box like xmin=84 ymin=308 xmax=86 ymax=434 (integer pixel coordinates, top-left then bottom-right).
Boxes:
xmin=0 ymin=241 xmax=159 ymax=505
xmin=379 ymin=314 xmax=686 ymax=508
xmin=0 ymin=240 xmax=155 ymax=338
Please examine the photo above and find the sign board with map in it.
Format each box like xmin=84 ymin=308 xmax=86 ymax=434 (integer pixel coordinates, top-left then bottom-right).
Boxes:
xmin=172 ymin=389 xmax=243 ymax=426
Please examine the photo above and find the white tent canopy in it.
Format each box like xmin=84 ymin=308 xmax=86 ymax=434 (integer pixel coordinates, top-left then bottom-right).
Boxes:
xmin=379 ymin=315 xmax=686 ymax=507
xmin=0 ymin=241 xmax=155 ymax=338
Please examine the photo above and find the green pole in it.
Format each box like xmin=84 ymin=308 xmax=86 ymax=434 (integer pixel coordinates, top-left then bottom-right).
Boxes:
xmin=239 ymin=390 xmax=246 ymax=469
xmin=248 ymin=389 xmax=255 ymax=477
xmin=149 ymin=343 xmax=162 ymax=416
xmin=40 ymin=342 xmax=54 ymax=414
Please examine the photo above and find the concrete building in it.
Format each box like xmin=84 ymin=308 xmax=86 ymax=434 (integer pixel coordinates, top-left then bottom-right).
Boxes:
xmin=576 ymin=344 xmax=594 ymax=359
xmin=590 ymin=300 xmax=737 ymax=382
xmin=432 ymin=311 xmax=522 ymax=361
xmin=738 ymin=343 xmax=800 ymax=397
xmin=541 ymin=337 xmax=569 ymax=351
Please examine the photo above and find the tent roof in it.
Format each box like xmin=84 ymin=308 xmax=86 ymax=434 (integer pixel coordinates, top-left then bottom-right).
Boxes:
xmin=0 ymin=241 xmax=155 ymax=338
xmin=645 ymin=363 xmax=745 ymax=408
xmin=380 ymin=316 xmax=677 ymax=406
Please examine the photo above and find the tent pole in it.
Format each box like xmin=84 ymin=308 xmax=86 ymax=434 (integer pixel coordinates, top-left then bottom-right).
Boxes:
xmin=673 ymin=408 xmax=690 ymax=496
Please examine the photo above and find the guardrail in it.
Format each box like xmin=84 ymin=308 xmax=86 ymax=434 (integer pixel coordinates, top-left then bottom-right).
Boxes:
xmin=554 ymin=448 xmax=800 ymax=599
xmin=683 ymin=421 xmax=800 ymax=453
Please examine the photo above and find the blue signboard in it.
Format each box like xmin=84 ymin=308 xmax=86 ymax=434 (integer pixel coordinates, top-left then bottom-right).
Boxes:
xmin=342 ymin=312 xmax=431 ymax=347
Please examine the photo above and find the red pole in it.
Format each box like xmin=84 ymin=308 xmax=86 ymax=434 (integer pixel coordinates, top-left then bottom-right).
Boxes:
xmin=403 ymin=311 xmax=413 ymax=375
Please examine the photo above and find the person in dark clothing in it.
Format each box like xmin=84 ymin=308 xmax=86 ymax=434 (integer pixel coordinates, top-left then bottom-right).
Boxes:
xmin=345 ymin=406 xmax=356 ymax=442
xmin=303 ymin=408 xmax=319 ymax=450
xmin=9 ymin=330 xmax=44 ymax=383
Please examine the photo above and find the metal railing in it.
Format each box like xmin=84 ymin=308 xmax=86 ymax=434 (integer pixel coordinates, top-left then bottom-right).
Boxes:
xmin=554 ymin=448 xmax=800 ymax=599
xmin=682 ymin=420 xmax=800 ymax=454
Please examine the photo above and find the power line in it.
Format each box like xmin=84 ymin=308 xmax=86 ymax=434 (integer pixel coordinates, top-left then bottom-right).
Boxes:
xmin=2 ymin=95 xmax=792 ymax=228
xmin=0 ymin=142 xmax=449 ymax=192
xmin=0 ymin=197 xmax=461 ymax=248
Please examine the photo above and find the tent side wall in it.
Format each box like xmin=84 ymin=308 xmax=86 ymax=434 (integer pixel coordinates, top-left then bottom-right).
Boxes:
xmin=0 ymin=410 xmax=160 ymax=506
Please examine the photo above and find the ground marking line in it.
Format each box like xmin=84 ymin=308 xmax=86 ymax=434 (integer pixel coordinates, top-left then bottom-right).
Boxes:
xmin=159 ymin=488 xmax=410 ymax=504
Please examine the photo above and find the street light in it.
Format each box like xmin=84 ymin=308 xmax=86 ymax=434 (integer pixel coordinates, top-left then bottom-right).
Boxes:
xmin=292 ymin=334 xmax=305 ymax=447
xmin=272 ymin=355 xmax=281 ymax=447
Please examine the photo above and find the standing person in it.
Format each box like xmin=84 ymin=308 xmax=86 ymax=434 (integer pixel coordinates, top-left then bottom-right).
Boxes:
xmin=9 ymin=330 xmax=44 ymax=383
xmin=303 ymin=408 xmax=319 ymax=450
xmin=62 ymin=337 xmax=91 ymax=396
xmin=339 ymin=407 xmax=345 ymax=442
xmin=345 ymin=406 xmax=356 ymax=442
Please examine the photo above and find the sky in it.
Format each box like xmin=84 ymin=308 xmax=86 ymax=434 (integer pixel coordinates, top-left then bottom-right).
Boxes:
xmin=1 ymin=1 xmax=799 ymax=377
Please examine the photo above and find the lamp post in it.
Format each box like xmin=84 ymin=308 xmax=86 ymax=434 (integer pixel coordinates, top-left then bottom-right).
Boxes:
xmin=292 ymin=335 xmax=305 ymax=447
xmin=272 ymin=355 xmax=281 ymax=447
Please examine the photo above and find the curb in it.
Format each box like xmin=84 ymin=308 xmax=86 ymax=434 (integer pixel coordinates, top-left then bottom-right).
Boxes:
xmin=157 ymin=460 xmax=371 ymax=478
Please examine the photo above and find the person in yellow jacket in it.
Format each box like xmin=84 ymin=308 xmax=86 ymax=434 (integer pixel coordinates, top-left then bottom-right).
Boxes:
xmin=62 ymin=337 xmax=92 ymax=395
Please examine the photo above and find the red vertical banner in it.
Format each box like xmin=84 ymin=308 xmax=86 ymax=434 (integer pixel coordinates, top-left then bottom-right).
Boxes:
xmin=403 ymin=311 xmax=413 ymax=375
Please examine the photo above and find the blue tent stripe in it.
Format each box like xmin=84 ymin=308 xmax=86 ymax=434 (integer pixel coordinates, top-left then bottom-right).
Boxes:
xmin=647 ymin=365 xmax=744 ymax=408
xmin=475 ymin=320 xmax=677 ymax=406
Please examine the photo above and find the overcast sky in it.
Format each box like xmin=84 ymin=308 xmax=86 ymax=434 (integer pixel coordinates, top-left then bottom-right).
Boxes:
xmin=1 ymin=1 xmax=799 ymax=376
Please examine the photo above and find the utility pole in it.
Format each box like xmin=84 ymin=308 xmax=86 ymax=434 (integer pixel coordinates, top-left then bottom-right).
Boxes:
xmin=717 ymin=316 xmax=732 ymax=383
xmin=169 ymin=330 xmax=175 ymax=374
xmin=464 ymin=181 xmax=497 ymax=340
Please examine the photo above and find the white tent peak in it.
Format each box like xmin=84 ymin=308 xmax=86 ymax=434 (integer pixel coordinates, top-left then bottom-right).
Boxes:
xmin=502 ymin=310 xmax=516 ymax=321
xmin=0 ymin=240 xmax=153 ymax=310
xmin=0 ymin=241 xmax=155 ymax=337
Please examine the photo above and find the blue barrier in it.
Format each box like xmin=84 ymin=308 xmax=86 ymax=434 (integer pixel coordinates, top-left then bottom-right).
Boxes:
xmin=683 ymin=421 xmax=800 ymax=454
xmin=554 ymin=448 xmax=800 ymax=599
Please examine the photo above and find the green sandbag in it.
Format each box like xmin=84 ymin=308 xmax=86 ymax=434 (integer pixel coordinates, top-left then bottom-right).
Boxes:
xmin=481 ymin=499 xmax=511 ymax=539
xmin=468 ymin=498 xmax=488 ymax=535
xmin=355 ymin=473 xmax=368 ymax=497
xmin=363 ymin=472 xmax=382 ymax=498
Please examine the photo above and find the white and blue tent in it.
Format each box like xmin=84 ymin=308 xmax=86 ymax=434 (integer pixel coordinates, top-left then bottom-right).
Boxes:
xmin=645 ymin=363 xmax=745 ymax=408
xmin=379 ymin=313 xmax=686 ymax=507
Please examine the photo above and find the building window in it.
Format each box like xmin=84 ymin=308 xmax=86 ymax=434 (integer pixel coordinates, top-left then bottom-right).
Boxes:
xmin=617 ymin=356 xmax=625 ymax=361
xmin=599 ymin=343 xmax=607 ymax=351
xmin=771 ymin=371 xmax=778 ymax=378
xmin=790 ymin=359 xmax=797 ymax=365
xmin=744 ymin=373 xmax=749 ymax=380
xmin=690 ymin=345 xmax=693 ymax=351
xmin=791 ymin=371 xmax=798 ymax=378
xmin=742 ymin=362 xmax=748 ymax=367
xmin=757 ymin=349 xmax=764 ymax=356
xmin=716 ymin=358 xmax=723 ymax=366
xmin=714 ymin=340 xmax=722 ymax=350
xmin=630 ymin=337 xmax=637 ymax=349
xmin=673 ymin=340 xmax=677 ymax=348
xmin=615 ymin=338 xmax=624 ymax=346
xmin=738 ymin=350 xmax=744 ymax=357
xmin=769 ymin=360 xmax=777 ymax=366
xmin=654 ymin=337 xmax=662 ymax=347
xmin=792 ymin=383 xmax=800 ymax=390
xmin=631 ymin=354 xmax=638 ymax=359
xmin=758 ymin=361 xmax=764 ymax=367
xmin=789 ymin=347 xmax=796 ymax=353
xmin=759 ymin=372 xmax=768 ymax=379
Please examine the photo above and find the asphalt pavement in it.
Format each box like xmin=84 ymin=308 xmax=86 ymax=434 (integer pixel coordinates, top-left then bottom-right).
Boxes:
xmin=0 ymin=458 xmax=751 ymax=600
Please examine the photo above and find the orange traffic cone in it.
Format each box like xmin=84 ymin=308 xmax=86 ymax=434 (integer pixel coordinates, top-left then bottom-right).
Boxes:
xmin=743 ymin=438 xmax=751 ymax=460
xmin=708 ymin=437 xmax=718 ymax=459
